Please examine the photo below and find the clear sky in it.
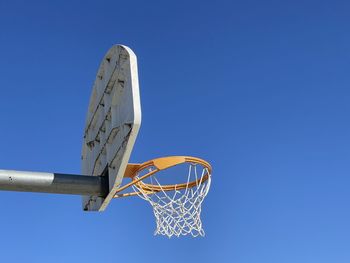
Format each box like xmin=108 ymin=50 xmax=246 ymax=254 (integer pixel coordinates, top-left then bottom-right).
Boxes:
xmin=0 ymin=0 xmax=350 ymax=262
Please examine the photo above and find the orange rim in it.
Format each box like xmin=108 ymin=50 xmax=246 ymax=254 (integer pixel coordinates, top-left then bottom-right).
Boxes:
xmin=114 ymin=156 xmax=211 ymax=198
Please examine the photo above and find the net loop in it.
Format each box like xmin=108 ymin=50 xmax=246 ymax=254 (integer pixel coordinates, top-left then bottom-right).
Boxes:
xmin=132 ymin=161 xmax=211 ymax=237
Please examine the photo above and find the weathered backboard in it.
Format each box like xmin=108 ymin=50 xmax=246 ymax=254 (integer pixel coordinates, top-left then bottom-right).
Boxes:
xmin=81 ymin=45 xmax=141 ymax=211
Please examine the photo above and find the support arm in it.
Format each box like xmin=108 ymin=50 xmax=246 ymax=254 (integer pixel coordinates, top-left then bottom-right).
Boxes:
xmin=0 ymin=170 xmax=108 ymax=196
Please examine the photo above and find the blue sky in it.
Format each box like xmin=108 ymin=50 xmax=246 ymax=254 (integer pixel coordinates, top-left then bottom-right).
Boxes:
xmin=0 ymin=0 xmax=350 ymax=262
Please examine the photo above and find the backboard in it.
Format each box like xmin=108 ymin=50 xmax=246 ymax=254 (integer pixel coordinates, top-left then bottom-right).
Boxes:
xmin=81 ymin=45 xmax=141 ymax=211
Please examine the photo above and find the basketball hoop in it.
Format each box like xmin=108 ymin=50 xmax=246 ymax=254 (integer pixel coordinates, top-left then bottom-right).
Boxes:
xmin=0 ymin=44 xmax=212 ymax=239
xmin=114 ymin=156 xmax=212 ymax=237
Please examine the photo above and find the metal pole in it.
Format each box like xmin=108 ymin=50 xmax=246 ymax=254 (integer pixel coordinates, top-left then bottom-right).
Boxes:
xmin=0 ymin=170 xmax=108 ymax=196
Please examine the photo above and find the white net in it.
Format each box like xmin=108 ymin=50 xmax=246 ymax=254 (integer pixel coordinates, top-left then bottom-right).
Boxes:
xmin=132 ymin=163 xmax=211 ymax=237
